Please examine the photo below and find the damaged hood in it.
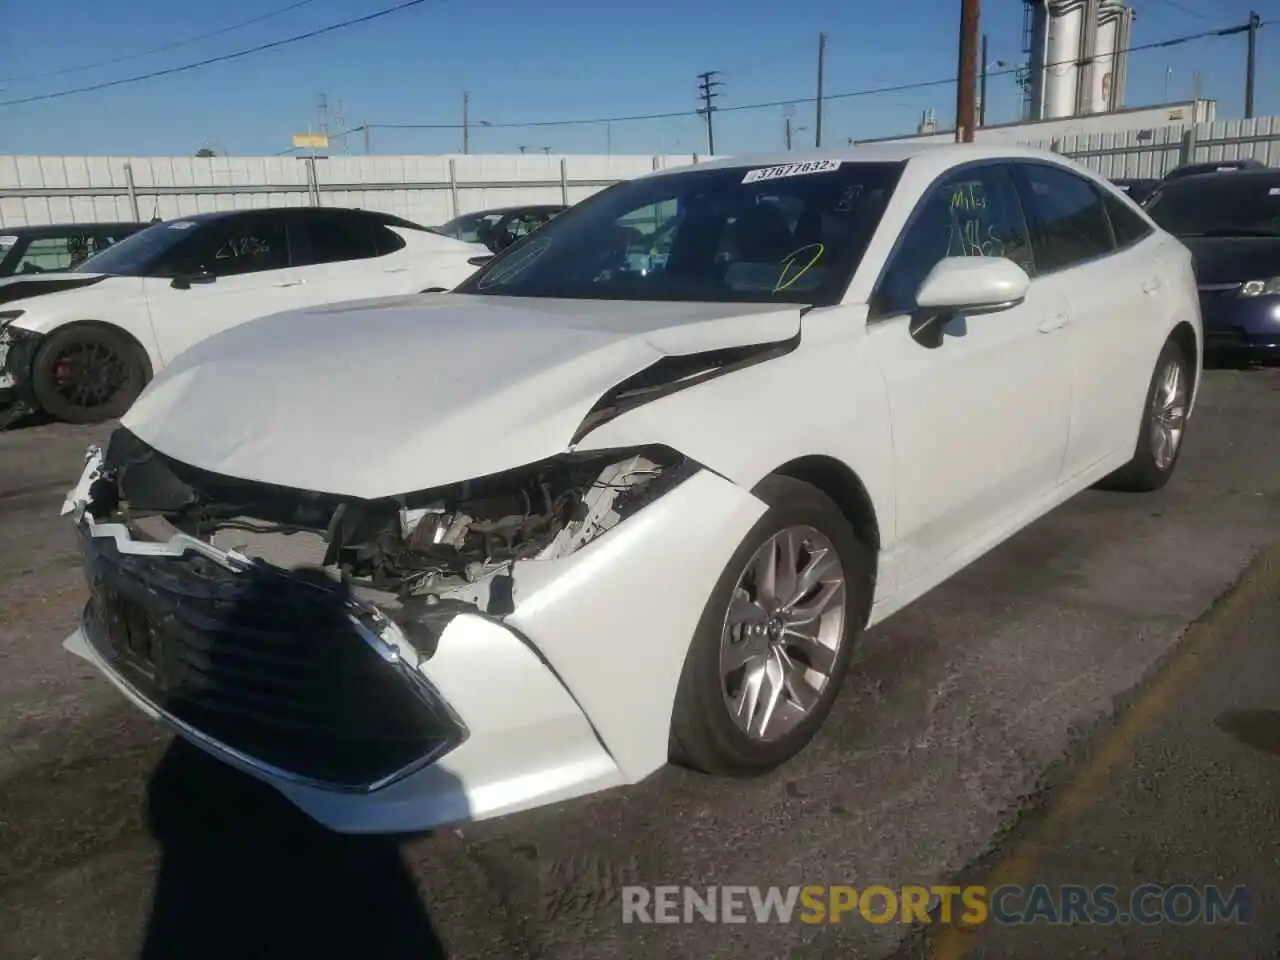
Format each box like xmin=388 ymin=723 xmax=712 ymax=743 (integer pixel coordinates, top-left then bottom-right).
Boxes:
xmin=123 ymin=294 xmax=802 ymax=498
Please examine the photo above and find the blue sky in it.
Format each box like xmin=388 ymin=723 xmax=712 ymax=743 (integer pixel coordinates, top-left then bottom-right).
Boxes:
xmin=1 ymin=0 xmax=1275 ymax=157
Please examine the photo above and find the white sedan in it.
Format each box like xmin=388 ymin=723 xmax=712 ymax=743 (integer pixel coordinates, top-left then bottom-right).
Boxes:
xmin=60 ymin=143 xmax=1202 ymax=834
xmin=0 ymin=206 xmax=489 ymax=424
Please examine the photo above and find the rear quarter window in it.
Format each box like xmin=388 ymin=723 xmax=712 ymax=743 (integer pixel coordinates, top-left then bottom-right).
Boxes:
xmin=1102 ymin=192 xmax=1154 ymax=249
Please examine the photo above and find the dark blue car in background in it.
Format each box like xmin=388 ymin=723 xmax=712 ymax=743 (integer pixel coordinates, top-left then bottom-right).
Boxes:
xmin=1144 ymin=168 xmax=1280 ymax=364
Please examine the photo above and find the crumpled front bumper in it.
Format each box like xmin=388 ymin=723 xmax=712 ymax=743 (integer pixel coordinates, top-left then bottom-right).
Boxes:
xmin=0 ymin=323 xmax=41 ymax=418
xmin=62 ymin=446 xmax=766 ymax=834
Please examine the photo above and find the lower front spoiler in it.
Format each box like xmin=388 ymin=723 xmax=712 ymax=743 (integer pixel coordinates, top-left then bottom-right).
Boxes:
xmin=64 ymin=610 xmax=626 ymax=835
xmin=0 ymin=324 xmax=40 ymax=426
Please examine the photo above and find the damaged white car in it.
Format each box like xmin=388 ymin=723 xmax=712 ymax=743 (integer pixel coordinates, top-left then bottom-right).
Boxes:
xmin=61 ymin=144 xmax=1202 ymax=834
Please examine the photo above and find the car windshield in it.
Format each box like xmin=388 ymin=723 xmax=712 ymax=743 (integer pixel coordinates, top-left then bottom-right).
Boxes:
xmin=1145 ymin=178 xmax=1280 ymax=237
xmin=437 ymin=212 xmax=505 ymax=242
xmin=455 ymin=161 xmax=904 ymax=306
xmin=75 ymin=220 xmax=200 ymax=275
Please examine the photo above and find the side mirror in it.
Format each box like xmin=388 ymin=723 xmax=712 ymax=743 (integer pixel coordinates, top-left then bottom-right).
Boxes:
xmin=467 ymin=255 xmax=494 ymax=267
xmin=170 ymin=270 xmax=215 ymax=290
xmin=910 ymin=257 xmax=1030 ymax=348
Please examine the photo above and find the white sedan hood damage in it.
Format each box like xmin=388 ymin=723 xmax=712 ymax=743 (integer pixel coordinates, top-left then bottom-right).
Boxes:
xmin=122 ymin=294 xmax=802 ymax=498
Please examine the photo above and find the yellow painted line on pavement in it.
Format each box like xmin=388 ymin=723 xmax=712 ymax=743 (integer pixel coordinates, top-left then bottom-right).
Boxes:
xmin=931 ymin=541 xmax=1280 ymax=960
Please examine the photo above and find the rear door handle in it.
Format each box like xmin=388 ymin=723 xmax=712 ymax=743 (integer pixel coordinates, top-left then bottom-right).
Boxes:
xmin=383 ymin=266 xmax=408 ymax=274
xmin=274 ymin=279 xmax=304 ymax=288
xmin=1038 ymin=312 xmax=1070 ymax=334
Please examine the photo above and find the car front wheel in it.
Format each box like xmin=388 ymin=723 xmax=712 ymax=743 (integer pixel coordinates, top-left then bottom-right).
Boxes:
xmin=31 ymin=324 xmax=149 ymax=424
xmin=669 ymin=475 xmax=871 ymax=776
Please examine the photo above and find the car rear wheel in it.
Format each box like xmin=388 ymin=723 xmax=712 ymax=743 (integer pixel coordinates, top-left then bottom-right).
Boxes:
xmin=1101 ymin=336 xmax=1192 ymax=492
xmin=669 ymin=475 xmax=871 ymax=775
xmin=31 ymin=324 xmax=148 ymax=424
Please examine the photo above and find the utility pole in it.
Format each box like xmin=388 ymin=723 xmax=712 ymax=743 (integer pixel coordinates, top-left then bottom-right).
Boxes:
xmin=815 ymin=32 xmax=827 ymax=147
xmin=462 ymin=91 xmax=470 ymax=154
xmin=785 ymin=116 xmax=793 ymax=150
xmin=697 ymin=71 xmax=722 ymax=155
xmin=979 ymin=33 xmax=989 ymax=127
xmin=1246 ymin=10 xmax=1260 ymax=119
xmin=363 ymin=122 xmax=370 ymax=155
xmin=955 ymin=0 xmax=980 ymax=142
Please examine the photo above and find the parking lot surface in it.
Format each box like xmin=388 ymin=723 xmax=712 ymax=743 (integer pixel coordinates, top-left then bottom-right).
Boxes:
xmin=907 ymin=543 xmax=1280 ymax=959
xmin=1 ymin=368 xmax=1278 ymax=960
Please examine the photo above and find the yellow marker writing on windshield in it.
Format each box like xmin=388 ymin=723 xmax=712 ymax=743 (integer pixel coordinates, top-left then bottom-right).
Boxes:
xmin=773 ymin=243 xmax=825 ymax=293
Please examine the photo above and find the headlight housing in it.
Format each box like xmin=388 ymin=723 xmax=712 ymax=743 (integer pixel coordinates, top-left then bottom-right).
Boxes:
xmin=1237 ymin=278 xmax=1280 ymax=297
xmin=0 ymin=309 xmax=24 ymax=331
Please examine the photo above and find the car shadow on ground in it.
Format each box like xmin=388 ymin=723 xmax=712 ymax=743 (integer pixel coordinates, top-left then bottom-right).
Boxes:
xmin=134 ymin=564 xmax=452 ymax=960
xmin=0 ymin=407 xmax=53 ymax=432
xmin=141 ymin=740 xmax=447 ymax=960
xmin=1203 ymin=356 xmax=1280 ymax=372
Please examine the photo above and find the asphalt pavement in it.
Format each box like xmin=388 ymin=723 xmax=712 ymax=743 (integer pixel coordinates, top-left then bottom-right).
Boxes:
xmin=0 ymin=367 xmax=1278 ymax=960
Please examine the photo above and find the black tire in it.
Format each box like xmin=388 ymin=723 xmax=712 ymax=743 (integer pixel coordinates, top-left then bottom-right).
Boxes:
xmin=669 ymin=475 xmax=872 ymax=776
xmin=31 ymin=323 xmax=148 ymax=424
xmin=1100 ymin=336 xmax=1193 ymax=492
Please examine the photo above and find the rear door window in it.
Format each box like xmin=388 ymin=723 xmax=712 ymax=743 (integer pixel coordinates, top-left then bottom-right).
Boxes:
xmin=1013 ymin=163 xmax=1116 ymax=272
xmin=296 ymin=212 xmax=383 ymax=266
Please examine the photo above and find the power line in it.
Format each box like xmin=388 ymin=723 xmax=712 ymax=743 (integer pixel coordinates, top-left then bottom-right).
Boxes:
xmin=1149 ymin=0 xmax=1220 ymax=23
xmin=352 ymin=20 xmax=1256 ymax=138
xmin=0 ymin=0 xmax=322 ymax=84
xmin=0 ymin=0 xmax=445 ymax=108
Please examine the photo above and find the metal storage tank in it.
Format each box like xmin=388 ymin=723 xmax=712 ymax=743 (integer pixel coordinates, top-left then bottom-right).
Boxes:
xmin=1043 ymin=0 xmax=1086 ymax=119
xmin=1089 ymin=0 xmax=1127 ymax=113
xmin=1026 ymin=0 xmax=1133 ymax=120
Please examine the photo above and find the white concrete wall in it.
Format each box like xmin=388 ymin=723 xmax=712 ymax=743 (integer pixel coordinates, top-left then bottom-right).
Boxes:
xmin=0 ymin=153 xmax=717 ymax=228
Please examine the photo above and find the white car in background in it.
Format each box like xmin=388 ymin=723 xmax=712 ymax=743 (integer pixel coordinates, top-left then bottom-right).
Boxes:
xmin=0 ymin=207 xmax=489 ymax=423
xmin=61 ymin=143 xmax=1201 ymax=835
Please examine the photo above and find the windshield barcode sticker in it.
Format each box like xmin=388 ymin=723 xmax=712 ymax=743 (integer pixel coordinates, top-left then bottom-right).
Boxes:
xmin=742 ymin=159 xmax=841 ymax=184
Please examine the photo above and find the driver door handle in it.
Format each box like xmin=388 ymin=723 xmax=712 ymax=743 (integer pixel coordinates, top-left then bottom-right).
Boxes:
xmin=274 ymin=279 xmax=305 ymax=288
xmin=1038 ymin=312 xmax=1070 ymax=334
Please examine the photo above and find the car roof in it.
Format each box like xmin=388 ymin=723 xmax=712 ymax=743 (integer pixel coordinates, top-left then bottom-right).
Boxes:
xmin=635 ymin=142 xmax=1082 ymax=181
xmin=1156 ymin=166 xmax=1280 ymax=188
xmin=449 ymin=205 xmax=566 ymax=217
xmin=0 ymin=221 xmax=147 ymax=236
xmin=160 ymin=206 xmax=396 ymax=225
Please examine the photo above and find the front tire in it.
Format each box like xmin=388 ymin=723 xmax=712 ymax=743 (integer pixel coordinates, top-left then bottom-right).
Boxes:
xmin=31 ymin=324 xmax=148 ymax=424
xmin=669 ymin=475 xmax=871 ymax=776
xmin=1102 ymin=336 xmax=1192 ymax=492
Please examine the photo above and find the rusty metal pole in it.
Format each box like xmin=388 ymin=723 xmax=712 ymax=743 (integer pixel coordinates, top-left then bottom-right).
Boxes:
xmin=1245 ymin=11 xmax=1260 ymax=119
xmin=956 ymin=0 xmax=980 ymax=142
xmin=815 ymin=32 xmax=827 ymax=148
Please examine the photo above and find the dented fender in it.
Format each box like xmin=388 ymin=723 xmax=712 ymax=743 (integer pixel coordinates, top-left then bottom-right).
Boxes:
xmin=504 ymin=466 xmax=768 ymax=780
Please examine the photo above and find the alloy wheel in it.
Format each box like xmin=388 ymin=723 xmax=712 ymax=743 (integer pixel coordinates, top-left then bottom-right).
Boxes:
xmin=719 ymin=525 xmax=847 ymax=741
xmin=1150 ymin=356 xmax=1188 ymax=471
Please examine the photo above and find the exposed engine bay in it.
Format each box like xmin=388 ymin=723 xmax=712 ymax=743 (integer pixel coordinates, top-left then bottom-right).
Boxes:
xmin=81 ymin=427 xmax=695 ymax=616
